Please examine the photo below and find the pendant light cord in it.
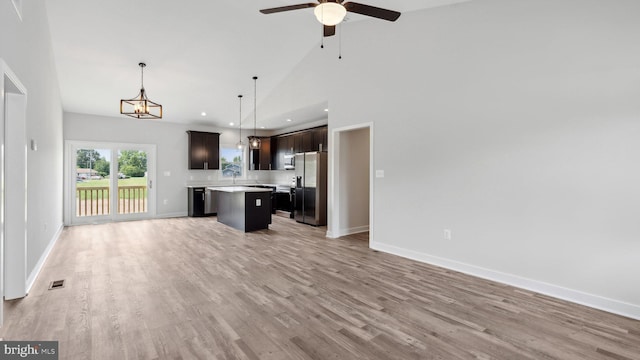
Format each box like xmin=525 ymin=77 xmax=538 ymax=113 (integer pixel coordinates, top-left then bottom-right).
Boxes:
xmin=253 ymin=76 xmax=258 ymax=137
xmin=238 ymin=95 xmax=243 ymax=142
xmin=139 ymin=63 xmax=146 ymax=89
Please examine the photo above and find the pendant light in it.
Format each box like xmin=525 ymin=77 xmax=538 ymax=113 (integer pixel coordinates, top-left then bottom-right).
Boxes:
xmin=248 ymin=76 xmax=261 ymax=150
xmin=236 ymin=95 xmax=245 ymax=150
xmin=120 ymin=62 xmax=162 ymax=119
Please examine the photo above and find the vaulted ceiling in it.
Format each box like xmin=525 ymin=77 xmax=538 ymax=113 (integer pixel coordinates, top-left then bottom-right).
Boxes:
xmin=45 ymin=0 xmax=469 ymax=130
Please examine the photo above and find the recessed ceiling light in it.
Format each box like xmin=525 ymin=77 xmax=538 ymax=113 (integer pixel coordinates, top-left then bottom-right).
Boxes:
xmin=201 ymin=112 xmax=207 ymax=116
xmin=286 ymin=119 xmax=292 ymax=122
xmin=324 ymin=108 xmax=329 ymax=112
xmin=229 ymin=122 xmax=234 ymax=126
xmin=260 ymin=126 xmax=265 ymax=129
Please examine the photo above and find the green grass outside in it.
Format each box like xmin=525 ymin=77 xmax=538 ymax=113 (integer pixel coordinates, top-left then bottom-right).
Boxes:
xmin=76 ymin=177 xmax=147 ymax=200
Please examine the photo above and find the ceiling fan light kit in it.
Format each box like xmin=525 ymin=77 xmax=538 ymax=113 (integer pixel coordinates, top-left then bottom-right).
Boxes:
xmin=120 ymin=62 xmax=162 ymax=119
xmin=314 ymin=2 xmax=347 ymax=26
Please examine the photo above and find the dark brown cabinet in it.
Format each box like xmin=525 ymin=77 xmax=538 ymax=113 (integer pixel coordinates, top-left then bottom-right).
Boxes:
xmin=270 ymin=126 xmax=328 ymax=170
xmin=249 ymin=137 xmax=272 ymax=170
xmin=188 ymin=187 xmax=206 ymax=216
xmin=187 ymin=131 xmax=220 ymax=170
xmin=302 ymin=131 xmax=313 ymax=152
xmin=312 ymin=127 xmax=328 ymax=152
xmin=274 ymin=135 xmax=294 ymax=170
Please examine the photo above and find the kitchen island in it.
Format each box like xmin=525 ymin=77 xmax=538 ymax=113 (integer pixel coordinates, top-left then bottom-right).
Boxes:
xmin=207 ymin=186 xmax=272 ymax=232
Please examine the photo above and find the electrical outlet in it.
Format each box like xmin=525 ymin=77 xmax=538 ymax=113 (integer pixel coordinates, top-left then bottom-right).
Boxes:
xmin=443 ymin=229 xmax=452 ymax=240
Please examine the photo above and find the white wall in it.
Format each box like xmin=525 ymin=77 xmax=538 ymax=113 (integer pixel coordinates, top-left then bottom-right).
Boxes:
xmin=263 ymin=0 xmax=640 ymax=318
xmin=0 ymin=0 xmax=64 ymax=288
xmin=337 ymin=127 xmax=370 ymax=236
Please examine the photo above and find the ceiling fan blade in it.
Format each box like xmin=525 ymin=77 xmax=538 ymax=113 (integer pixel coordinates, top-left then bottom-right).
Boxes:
xmin=260 ymin=3 xmax=317 ymax=14
xmin=324 ymin=25 xmax=336 ymax=37
xmin=343 ymin=2 xmax=401 ymax=22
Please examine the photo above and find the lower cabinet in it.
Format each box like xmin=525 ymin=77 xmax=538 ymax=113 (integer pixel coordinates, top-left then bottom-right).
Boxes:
xmin=188 ymin=187 xmax=217 ymax=217
xmin=188 ymin=188 xmax=206 ymax=217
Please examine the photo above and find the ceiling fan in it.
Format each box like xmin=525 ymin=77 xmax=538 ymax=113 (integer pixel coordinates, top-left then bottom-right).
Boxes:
xmin=260 ymin=0 xmax=401 ymax=37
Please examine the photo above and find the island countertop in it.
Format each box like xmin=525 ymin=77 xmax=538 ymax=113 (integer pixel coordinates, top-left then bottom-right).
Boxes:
xmin=207 ymin=186 xmax=273 ymax=193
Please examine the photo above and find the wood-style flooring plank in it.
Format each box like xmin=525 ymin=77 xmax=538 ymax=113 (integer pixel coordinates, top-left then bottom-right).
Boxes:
xmin=1 ymin=216 xmax=639 ymax=360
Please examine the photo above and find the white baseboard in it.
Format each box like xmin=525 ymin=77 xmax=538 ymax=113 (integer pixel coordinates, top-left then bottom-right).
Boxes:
xmin=328 ymin=225 xmax=369 ymax=238
xmin=370 ymin=241 xmax=640 ymax=321
xmin=26 ymin=223 xmax=64 ymax=294
xmin=155 ymin=211 xmax=188 ymax=219
xmin=64 ymin=212 xmax=189 ymax=226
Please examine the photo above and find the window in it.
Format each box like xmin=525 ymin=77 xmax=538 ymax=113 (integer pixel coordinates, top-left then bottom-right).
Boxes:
xmin=220 ymin=146 xmax=244 ymax=178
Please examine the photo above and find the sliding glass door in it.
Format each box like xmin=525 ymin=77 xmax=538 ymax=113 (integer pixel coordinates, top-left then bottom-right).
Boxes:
xmin=68 ymin=141 xmax=155 ymax=224
xmin=117 ymin=149 xmax=149 ymax=215
xmin=75 ymin=147 xmax=112 ymax=219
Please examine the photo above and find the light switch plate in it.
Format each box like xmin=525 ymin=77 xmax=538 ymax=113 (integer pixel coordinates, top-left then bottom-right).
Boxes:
xmin=163 ymin=171 xmax=171 ymax=177
xmin=256 ymin=199 xmax=262 ymax=207
xmin=376 ymin=170 xmax=385 ymax=178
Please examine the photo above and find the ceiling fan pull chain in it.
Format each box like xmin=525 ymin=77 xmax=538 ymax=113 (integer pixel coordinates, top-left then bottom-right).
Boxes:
xmin=338 ymin=23 xmax=342 ymax=59
xmin=320 ymin=4 xmax=325 ymax=49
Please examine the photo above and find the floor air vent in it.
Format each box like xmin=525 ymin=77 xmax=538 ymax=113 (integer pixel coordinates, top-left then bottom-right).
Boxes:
xmin=48 ymin=280 xmax=65 ymax=290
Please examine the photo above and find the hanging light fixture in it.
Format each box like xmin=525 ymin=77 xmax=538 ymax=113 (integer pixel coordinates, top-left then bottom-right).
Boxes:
xmin=248 ymin=76 xmax=261 ymax=150
xmin=120 ymin=62 xmax=162 ymax=119
xmin=236 ymin=95 xmax=245 ymax=150
xmin=314 ymin=2 xmax=347 ymax=26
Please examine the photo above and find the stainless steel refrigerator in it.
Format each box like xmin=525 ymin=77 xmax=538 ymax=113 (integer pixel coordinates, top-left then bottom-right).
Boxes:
xmin=294 ymin=151 xmax=327 ymax=226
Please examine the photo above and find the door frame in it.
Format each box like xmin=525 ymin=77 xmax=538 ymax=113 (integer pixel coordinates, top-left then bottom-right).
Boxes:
xmin=1 ymin=59 xmax=29 ymax=326
xmin=327 ymin=122 xmax=374 ymax=245
xmin=64 ymin=140 xmax=157 ymax=225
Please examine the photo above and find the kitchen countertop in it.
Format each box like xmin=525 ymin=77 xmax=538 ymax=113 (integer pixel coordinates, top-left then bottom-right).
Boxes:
xmin=186 ymin=183 xmax=287 ymax=189
xmin=207 ymin=186 xmax=273 ymax=193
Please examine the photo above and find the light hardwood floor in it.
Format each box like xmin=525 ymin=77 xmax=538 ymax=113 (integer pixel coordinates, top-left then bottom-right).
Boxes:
xmin=2 ymin=216 xmax=639 ymax=359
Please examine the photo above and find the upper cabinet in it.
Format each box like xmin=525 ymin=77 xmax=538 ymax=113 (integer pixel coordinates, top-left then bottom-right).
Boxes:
xmin=272 ymin=126 xmax=328 ymax=170
xmin=311 ymin=127 xmax=328 ymax=152
xmin=249 ymin=137 xmax=272 ymax=170
xmin=187 ymin=131 xmax=220 ymax=170
xmin=273 ymin=136 xmax=293 ymax=170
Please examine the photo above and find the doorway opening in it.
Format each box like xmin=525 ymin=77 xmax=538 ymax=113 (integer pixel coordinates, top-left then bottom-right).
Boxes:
xmin=329 ymin=123 xmax=373 ymax=246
